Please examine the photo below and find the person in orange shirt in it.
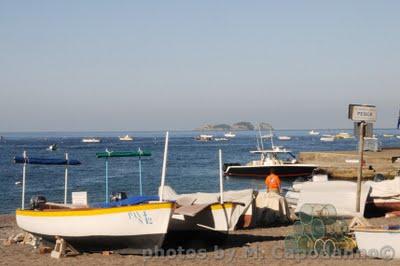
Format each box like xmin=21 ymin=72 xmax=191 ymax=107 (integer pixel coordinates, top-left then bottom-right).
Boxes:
xmin=265 ymin=169 xmax=281 ymax=193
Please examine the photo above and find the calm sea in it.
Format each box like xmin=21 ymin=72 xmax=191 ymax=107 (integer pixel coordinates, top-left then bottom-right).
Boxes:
xmin=1 ymin=129 xmax=399 ymax=214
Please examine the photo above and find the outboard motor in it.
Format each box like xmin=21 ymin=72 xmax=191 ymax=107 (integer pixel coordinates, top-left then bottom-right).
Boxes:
xmin=30 ymin=195 xmax=47 ymax=210
xmin=373 ymin=173 xmax=385 ymax=182
xmin=110 ymin=192 xmax=127 ymax=202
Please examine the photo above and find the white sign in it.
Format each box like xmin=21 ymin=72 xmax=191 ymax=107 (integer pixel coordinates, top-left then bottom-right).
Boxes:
xmin=348 ymin=104 xmax=376 ymax=122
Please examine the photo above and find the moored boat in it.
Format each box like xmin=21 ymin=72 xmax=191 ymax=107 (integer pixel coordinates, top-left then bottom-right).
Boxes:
xmin=224 ymin=126 xmax=316 ymax=179
xmin=119 ymin=135 xmax=133 ymax=141
xmin=320 ymin=135 xmax=335 ymax=142
xmin=335 ymin=132 xmax=353 ymax=139
xmin=195 ymin=134 xmax=213 ymax=141
xmin=82 ymin=138 xmax=101 ymax=143
xmin=224 ymin=132 xmax=236 ymax=138
xmin=309 ymin=130 xmax=320 ymax=136
xmin=277 ymin=136 xmax=291 ymax=141
xmin=47 ymin=144 xmax=58 ymax=151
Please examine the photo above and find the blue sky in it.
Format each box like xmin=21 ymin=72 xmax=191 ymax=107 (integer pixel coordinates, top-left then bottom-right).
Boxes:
xmin=0 ymin=1 xmax=399 ymax=131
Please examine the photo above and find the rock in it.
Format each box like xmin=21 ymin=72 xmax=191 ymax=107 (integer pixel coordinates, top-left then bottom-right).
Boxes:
xmin=39 ymin=246 xmax=52 ymax=254
xmin=12 ymin=233 xmax=25 ymax=243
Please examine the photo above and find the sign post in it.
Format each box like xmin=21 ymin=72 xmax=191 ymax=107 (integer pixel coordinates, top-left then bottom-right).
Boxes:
xmin=356 ymin=122 xmax=365 ymax=212
xmin=348 ymin=104 xmax=376 ymax=213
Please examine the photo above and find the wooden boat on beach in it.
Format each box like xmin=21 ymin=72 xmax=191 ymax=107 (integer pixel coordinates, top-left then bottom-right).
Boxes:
xmin=354 ymin=225 xmax=400 ymax=259
xmin=15 ymin=134 xmax=175 ymax=253
xmin=16 ymin=201 xmax=174 ymax=253
xmin=160 ymin=149 xmax=243 ymax=241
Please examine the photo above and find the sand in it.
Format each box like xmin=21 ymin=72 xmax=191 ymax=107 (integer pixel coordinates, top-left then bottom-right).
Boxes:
xmin=1 ymin=214 xmax=400 ymax=266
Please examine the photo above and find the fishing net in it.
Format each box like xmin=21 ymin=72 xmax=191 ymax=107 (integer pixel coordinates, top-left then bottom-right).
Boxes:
xmin=311 ymin=217 xmax=326 ymax=239
xmin=284 ymin=233 xmax=300 ymax=253
xmin=293 ymin=221 xmax=304 ymax=235
xmin=313 ymin=238 xmax=326 ymax=255
xmin=285 ymin=203 xmax=356 ymax=255
xmin=297 ymin=234 xmax=314 ymax=253
xmin=298 ymin=203 xmax=314 ymax=224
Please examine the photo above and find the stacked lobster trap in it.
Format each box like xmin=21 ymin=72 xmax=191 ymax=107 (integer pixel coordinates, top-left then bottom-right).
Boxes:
xmin=285 ymin=203 xmax=357 ymax=255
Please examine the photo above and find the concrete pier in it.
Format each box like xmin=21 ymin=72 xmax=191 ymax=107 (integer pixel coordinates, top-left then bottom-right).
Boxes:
xmin=298 ymin=148 xmax=400 ymax=180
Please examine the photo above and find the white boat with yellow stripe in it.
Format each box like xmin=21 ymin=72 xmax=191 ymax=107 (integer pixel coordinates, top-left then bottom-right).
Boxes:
xmin=16 ymin=202 xmax=174 ymax=253
xmin=14 ymin=133 xmax=175 ymax=253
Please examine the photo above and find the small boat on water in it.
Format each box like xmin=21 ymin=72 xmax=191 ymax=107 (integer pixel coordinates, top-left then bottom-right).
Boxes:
xmin=224 ymin=132 xmax=236 ymax=138
xmin=215 ymin=137 xmax=229 ymax=141
xmin=277 ymin=136 xmax=291 ymax=141
xmin=354 ymin=225 xmax=400 ymax=259
xmin=309 ymin=130 xmax=320 ymax=136
xmin=335 ymin=132 xmax=353 ymax=139
xmin=320 ymin=135 xmax=335 ymax=142
xmin=224 ymin=125 xmax=316 ymax=179
xmin=397 ymin=135 xmax=400 ymax=139
xmin=119 ymin=135 xmax=133 ymax=141
xmin=82 ymin=138 xmax=101 ymax=143
xmin=47 ymin=144 xmax=57 ymax=151
xmin=383 ymin=134 xmax=394 ymax=138
xmin=195 ymin=134 xmax=213 ymax=142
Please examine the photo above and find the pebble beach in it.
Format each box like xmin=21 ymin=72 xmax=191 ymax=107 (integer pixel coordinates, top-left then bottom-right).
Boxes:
xmin=2 ymin=214 xmax=400 ymax=265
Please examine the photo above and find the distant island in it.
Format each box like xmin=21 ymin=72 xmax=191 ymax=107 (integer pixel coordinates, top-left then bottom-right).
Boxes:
xmin=195 ymin=122 xmax=273 ymax=131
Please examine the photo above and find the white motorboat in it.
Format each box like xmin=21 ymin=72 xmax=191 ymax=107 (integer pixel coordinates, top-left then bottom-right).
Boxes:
xmin=309 ymin=130 xmax=320 ymax=136
xmin=320 ymin=135 xmax=335 ymax=142
xmin=354 ymin=226 xmax=400 ymax=259
xmin=224 ymin=132 xmax=236 ymax=138
xmin=261 ymin=134 xmax=273 ymax=139
xmin=215 ymin=137 xmax=229 ymax=141
xmin=277 ymin=136 xmax=291 ymax=141
xmin=119 ymin=135 xmax=133 ymax=141
xmin=397 ymin=136 xmax=400 ymax=139
xmin=82 ymin=138 xmax=101 ymax=143
xmin=383 ymin=134 xmax=394 ymax=138
xmin=335 ymin=132 xmax=353 ymax=139
xmin=195 ymin=134 xmax=213 ymax=141
xmin=224 ymin=125 xmax=316 ymax=179
xmin=47 ymin=144 xmax=58 ymax=151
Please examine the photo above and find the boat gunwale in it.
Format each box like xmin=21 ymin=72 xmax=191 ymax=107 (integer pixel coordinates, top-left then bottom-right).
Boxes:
xmin=16 ymin=202 xmax=174 ymax=217
xmin=353 ymin=226 xmax=400 ymax=233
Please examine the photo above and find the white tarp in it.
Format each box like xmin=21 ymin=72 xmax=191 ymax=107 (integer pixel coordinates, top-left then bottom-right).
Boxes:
xmin=255 ymin=191 xmax=291 ymax=225
xmin=295 ymin=181 xmax=371 ymax=217
xmin=159 ymin=186 xmax=254 ymax=230
xmin=366 ymin=177 xmax=400 ymax=198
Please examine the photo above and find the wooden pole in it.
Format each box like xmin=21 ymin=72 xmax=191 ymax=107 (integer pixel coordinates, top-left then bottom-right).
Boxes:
xmin=356 ymin=122 xmax=365 ymax=213
xmin=22 ymin=151 xmax=27 ymax=210
xmin=105 ymin=158 xmax=109 ymax=203
xmin=219 ymin=149 xmax=224 ymax=204
xmin=64 ymin=153 xmax=69 ymax=204
xmin=138 ymin=148 xmax=143 ymax=196
xmin=159 ymin=132 xmax=169 ymax=202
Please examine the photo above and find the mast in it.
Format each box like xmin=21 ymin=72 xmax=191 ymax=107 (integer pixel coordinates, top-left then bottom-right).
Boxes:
xmin=397 ymin=106 xmax=400 ymax=129
xmin=219 ymin=149 xmax=224 ymax=204
xmin=159 ymin=131 xmax=169 ymax=202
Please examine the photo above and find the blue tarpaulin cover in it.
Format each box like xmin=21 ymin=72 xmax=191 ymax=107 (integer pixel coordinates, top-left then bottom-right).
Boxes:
xmin=14 ymin=156 xmax=81 ymax=165
xmin=92 ymin=195 xmax=160 ymax=208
